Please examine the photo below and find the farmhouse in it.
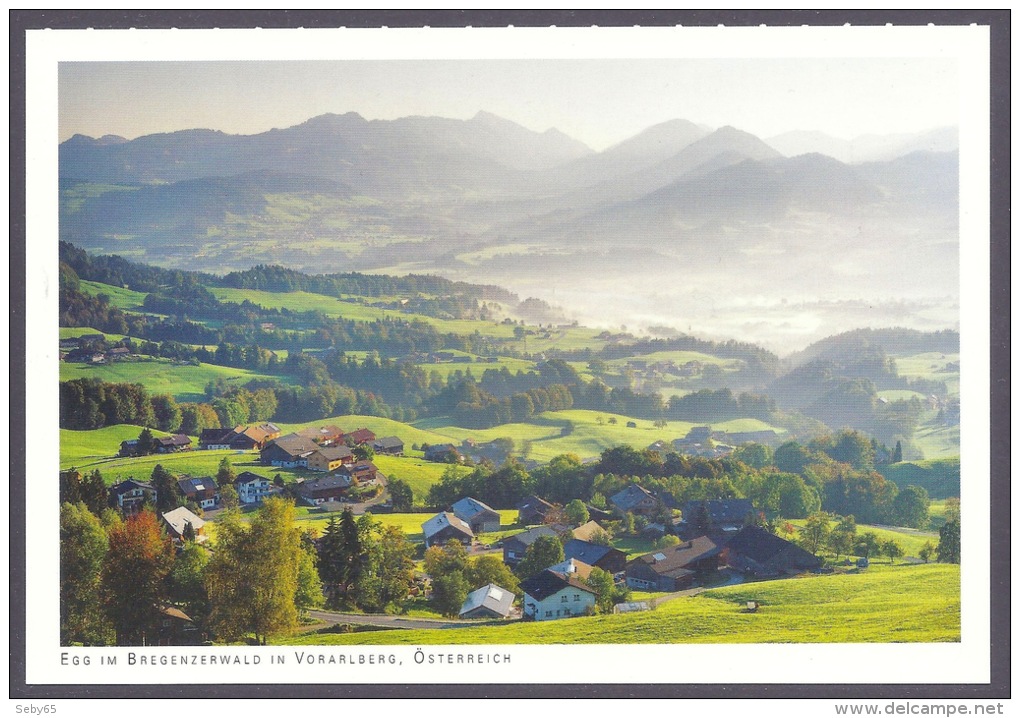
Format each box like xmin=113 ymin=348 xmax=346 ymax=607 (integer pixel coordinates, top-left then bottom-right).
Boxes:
xmin=343 ymin=428 xmax=376 ymax=446
xmin=562 ymin=539 xmax=627 ymax=574
xmin=372 ymin=436 xmax=404 ymax=456
xmin=502 ymin=525 xmax=565 ymax=566
xmin=156 ymin=606 xmax=201 ymax=646
xmin=260 ymin=434 xmax=319 ymax=467
xmin=424 ymin=444 xmax=463 ymax=463
xmin=546 ymin=558 xmax=595 ymax=580
xmin=201 ymin=424 xmax=281 ymax=451
xmin=724 ymin=525 xmax=822 ymax=577
xmin=422 ymin=512 xmax=475 ymax=548
xmin=521 ymin=569 xmax=597 ymax=621
xmin=458 ymin=583 xmax=515 ymax=620
xmin=680 ymin=499 xmax=756 ymax=538
xmin=517 ymin=495 xmax=557 ymax=525
xmin=451 ymin=497 xmax=501 ymax=534
xmin=110 ymin=479 xmax=156 ymax=515
xmin=176 ymin=476 xmax=219 ymax=510
xmin=235 ymin=471 xmax=273 ymax=505
xmin=156 ymin=434 xmax=192 ymax=453
xmin=609 ymin=483 xmax=658 ymax=517
xmin=339 ymin=461 xmax=379 ymax=485
xmin=306 ymin=446 xmax=354 ymax=473
xmin=295 ymin=475 xmax=352 ymax=505
xmin=162 ymin=506 xmax=207 ymax=543
xmin=625 ymin=536 xmax=727 ymax=591
xmin=570 ymin=520 xmax=606 ymax=543
xmin=295 ymin=425 xmax=345 ymax=446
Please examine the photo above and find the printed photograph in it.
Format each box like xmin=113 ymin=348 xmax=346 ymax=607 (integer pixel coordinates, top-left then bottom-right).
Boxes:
xmin=44 ymin=25 xmax=979 ymax=666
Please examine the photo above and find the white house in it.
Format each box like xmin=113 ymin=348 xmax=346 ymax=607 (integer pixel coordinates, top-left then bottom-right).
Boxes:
xmin=520 ymin=569 xmax=597 ymax=621
xmin=235 ymin=471 xmax=273 ymax=505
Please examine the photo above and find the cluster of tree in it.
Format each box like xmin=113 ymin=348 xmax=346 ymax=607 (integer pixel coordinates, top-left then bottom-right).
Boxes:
xmin=424 ymin=540 xmax=521 ymax=617
xmin=60 ymin=378 xmax=179 ymax=431
xmin=222 ymin=264 xmax=516 ymax=304
xmin=316 ymin=509 xmax=417 ymax=614
xmin=794 ymin=512 xmax=906 ymax=564
xmin=427 ymin=378 xmax=575 ymax=429
xmin=60 ymin=497 xmax=322 ymax=647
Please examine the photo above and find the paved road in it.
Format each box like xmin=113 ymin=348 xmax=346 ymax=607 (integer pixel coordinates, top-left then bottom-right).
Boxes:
xmin=307 ymin=609 xmax=516 ymax=631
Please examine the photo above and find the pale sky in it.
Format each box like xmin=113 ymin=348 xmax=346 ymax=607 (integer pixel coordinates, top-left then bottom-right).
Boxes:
xmin=59 ymin=58 xmax=958 ymax=150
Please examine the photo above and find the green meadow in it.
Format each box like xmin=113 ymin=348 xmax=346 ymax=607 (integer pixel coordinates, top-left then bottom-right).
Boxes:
xmin=60 ymin=446 xmax=263 ymax=485
xmin=60 ymin=425 xmax=173 ymax=467
xmin=284 ymin=563 xmax=959 ymax=645
xmin=79 ymin=280 xmax=149 ymax=312
xmin=910 ymin=416 xmax=961 ymax=461
xmin=894 ymin=352 xmax=960 ymax=395
xmin=60 ymin=358 xmax=293 ymax=403
xmin=291 ymin=509 xmax=519 ymax=542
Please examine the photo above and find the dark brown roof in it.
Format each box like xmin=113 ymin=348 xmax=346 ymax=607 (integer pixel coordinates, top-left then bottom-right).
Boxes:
xmin=520 ymin=569 xmax=596 ymax=602
xmin=627 ymin=536 xmax=723 ymax=578
xmin=610 ymin=483 xmax=657 ymax=511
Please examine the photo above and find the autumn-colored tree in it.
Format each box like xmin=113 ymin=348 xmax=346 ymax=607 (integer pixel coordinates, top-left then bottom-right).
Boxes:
xmin=60 ymin=502 xmax=114 ymax=645
xmin=101 ymin=509 xmax=175 ymax=645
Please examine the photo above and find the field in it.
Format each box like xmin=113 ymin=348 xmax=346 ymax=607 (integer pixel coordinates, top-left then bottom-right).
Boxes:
xmin=79 ymin=280 xmax=149 ymax=312
xmin=788 ymin=519 xmax=937 ymax=559
xmin=893 ymin=352 xmax=960 ymax=395
xmin=60 ymin=358 xmax=293 ymax=403
xmin=284 ymin=563 xmax=959 ymax=645
xmin=910 ymin=416 xmax=961 ymax=461
xmin=414 ymin=410 xmax=784 ymax=463
xmin=291 ymin=509 xmax=519 ymax=542
xmin=60 ymin=425 xmax=173 ymax=467
xmin=60 ymin=445 xmax=265 ymax=485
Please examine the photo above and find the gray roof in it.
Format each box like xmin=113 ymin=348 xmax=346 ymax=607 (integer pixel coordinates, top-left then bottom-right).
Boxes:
xmin=451 ymin=497 xmax=498 ymax=522
xmin=459 ymin=583 xmax=515 ymax=618
xmin=313 ymin=446 xmax=353 ymax=461
xmin=422 ymin=512 xmax=474 ymax=541
xmin=162 ymin=506 xmax=205 ymax=535
xmin=610 ymin=483 xmax=656 ymax=511
xmin=177 ymin=476 xmax=218 ymax=495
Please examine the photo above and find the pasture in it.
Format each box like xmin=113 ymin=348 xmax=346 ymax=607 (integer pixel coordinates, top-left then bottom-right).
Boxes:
xmin=283 ymin=563 xmax=959 ymax=645
xmin=60 ymin=358 xmax=292 ymax=403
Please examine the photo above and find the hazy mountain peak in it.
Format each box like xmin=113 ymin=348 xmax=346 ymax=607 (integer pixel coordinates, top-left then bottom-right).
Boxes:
xmin=62 ymin=133 xmax=128 ymax=147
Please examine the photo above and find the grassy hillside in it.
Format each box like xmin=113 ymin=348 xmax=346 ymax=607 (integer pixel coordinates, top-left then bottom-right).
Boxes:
xmin=60 ymin=425 xmax=172 ymax=467
xmin=284 ymin=563 xmax=959 ymax=645
xmin=79 ymin=280 xmax=149 ymax=312
xmin=60 ymin=446 xmax=258 ymax=484
xmin=60 ymin=358 xmax=293 ymax=403
xmin=911 ymin=417 xmax=961 ymax=461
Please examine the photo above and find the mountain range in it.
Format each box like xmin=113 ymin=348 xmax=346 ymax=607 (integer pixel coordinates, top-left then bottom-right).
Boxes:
xmin=58 ymin=111 xmax=960 ymax=351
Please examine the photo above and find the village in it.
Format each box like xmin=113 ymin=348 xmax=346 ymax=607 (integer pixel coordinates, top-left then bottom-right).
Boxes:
xmin=60 ymin=417 xmax=901 ymax=647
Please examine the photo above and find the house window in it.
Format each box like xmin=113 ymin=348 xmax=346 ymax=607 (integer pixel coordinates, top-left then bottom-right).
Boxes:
xmin=564 ymin=608 xmax=571 ymax=616
xmin=574 ymin=594 xmax=581 ymax=601
xmin=561 ymin=595 xmax=568 ymax=603
xmin=545 ymin=610 xmax=552 ymax=618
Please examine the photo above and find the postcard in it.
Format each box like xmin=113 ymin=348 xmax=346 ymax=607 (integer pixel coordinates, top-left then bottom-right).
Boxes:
xmin=12 ymin=12 xmax=1006 ymax=702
